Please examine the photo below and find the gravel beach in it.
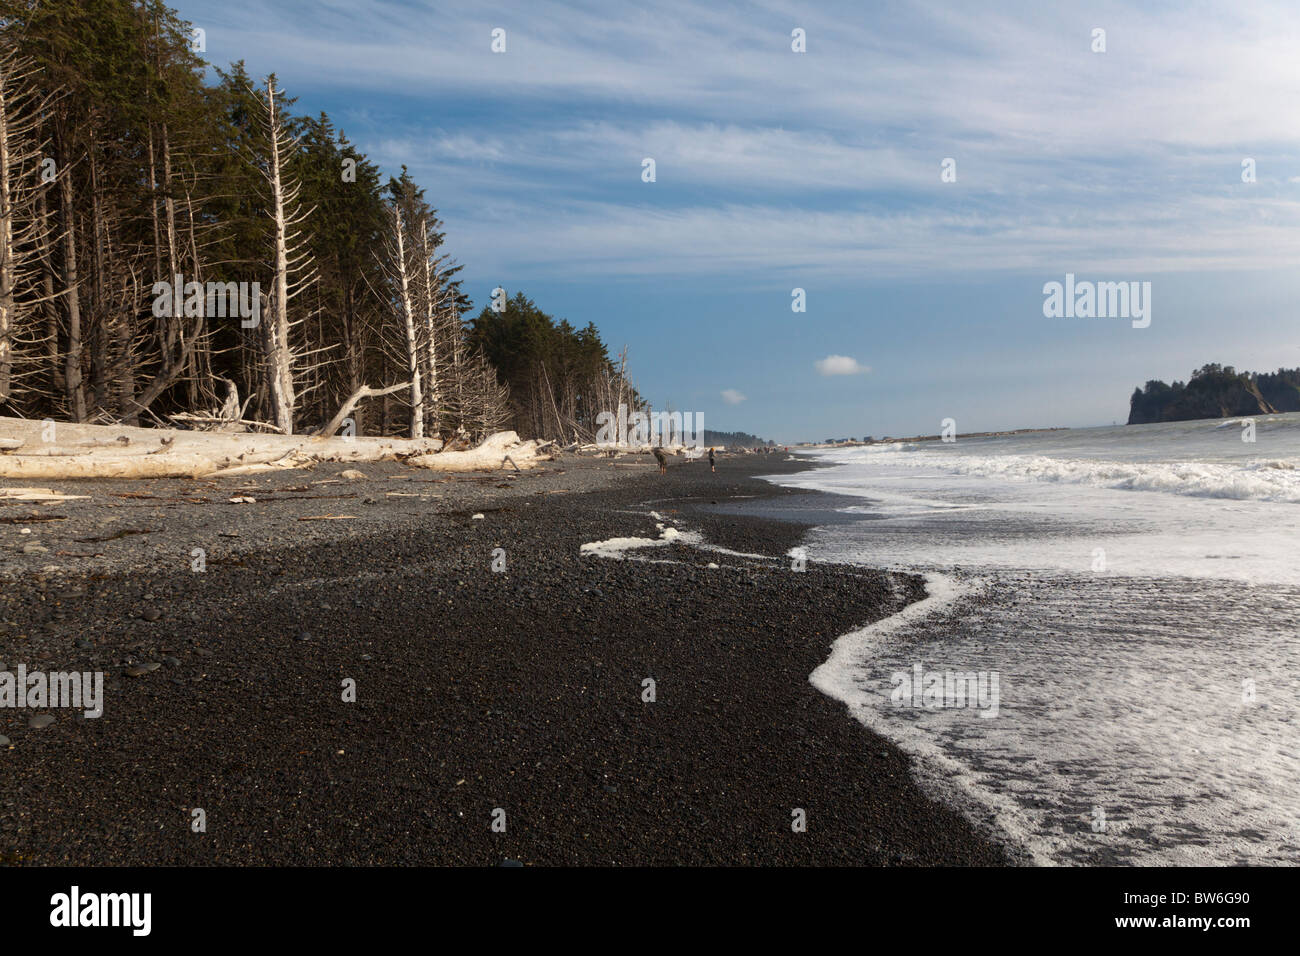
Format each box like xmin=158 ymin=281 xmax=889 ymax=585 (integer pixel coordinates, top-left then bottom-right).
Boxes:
xmin=0 ymin=451 xmax=1008 ymax=866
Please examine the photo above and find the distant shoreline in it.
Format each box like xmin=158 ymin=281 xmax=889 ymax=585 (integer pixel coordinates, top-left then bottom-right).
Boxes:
xmin=801 ymin=426 xmax=1069 ymax=449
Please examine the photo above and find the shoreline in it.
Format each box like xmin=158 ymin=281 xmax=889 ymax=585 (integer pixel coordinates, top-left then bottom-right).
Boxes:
xmin=0 ymin=453 xmax=1009 ymax=865
xmin=800 ymin=426 xmax=1069 ymax=449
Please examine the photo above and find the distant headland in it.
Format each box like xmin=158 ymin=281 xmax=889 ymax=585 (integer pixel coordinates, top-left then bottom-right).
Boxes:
xmin=1128 ymin=365 xmax=1300 ymax=424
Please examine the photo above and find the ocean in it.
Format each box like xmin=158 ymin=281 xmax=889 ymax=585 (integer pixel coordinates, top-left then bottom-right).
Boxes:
xmin=764 ymin=414 xmax=1300 ymax=865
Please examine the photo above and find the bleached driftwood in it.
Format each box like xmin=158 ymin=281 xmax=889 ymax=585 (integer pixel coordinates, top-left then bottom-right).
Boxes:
xmin=0 ymin=416 xmax=443 ymax=480
xmin=0 ymin=487 xmax=90 ymax=501
xmin=168 ymin=412 xmax=287 ymax=434
xmin=0 ymin=417 xmax=557 ymax=481
xmin=202 ymin=450 xmax=311 ymax=477
xmin=408 ymin=431 xmax=553 ymax=472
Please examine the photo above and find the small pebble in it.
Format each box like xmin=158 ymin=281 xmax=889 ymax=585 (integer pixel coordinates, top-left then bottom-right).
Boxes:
xmin=28 ymin=714 xmax=55 ymax=729
xmin=141 ymin=608 xmax=162 ymax=622
xmin=124 ymin=663 xmax=161 ymax=677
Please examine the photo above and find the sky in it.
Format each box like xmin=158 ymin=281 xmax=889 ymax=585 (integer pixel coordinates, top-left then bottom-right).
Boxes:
xmin=175 ymin=0 xmax=1300 ymax=443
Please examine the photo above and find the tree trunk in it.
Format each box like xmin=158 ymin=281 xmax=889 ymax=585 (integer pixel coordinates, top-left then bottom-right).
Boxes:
xmin=88 ymin=138 xmax=109 ymax=412
xmin=420 ymin=227 xmax=440 ymax=436
xmin=0 ymin=65 xmax=15 ymax=404
xmin=342 ymin=277 xmax=365 ymax=434
xmin=38 ymin=187 xmax=61 ymax=396
xmin=392 ymin=205 xmax=422 ymax=438
xmin=315 ymin=380 xmax=412 ymax=438
xmin=59 ymin=166 xmax=87 ymax=422
xmin=264 ymin=82 xmax=296 ymax=434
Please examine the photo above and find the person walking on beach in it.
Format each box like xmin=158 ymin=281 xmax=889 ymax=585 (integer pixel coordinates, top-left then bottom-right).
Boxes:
xmin=708 ymin=447 xmax=715 ymax=473
xmin=652 ymin=446 xmax=668 ymax=475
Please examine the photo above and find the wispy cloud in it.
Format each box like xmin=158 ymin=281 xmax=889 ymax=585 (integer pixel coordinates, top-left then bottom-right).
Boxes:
xmin=179 ymin=0 xmax=1300 ymax=281
xmin=721 ymin=388 xmax=746 ymax=405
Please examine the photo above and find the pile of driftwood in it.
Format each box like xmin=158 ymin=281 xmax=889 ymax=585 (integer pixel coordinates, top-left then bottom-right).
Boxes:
xmin=408 ymin=432 xmax=556 ymax=473
xmin=567 ymin=443 xmax=711 ymax=459
xmin=0 ymin=416 xmax=554 ymax=480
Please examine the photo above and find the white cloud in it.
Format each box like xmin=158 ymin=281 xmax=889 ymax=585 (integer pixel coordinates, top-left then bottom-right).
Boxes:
xmin=816 ymin=355 xmax=869 ymax=376
xmin=721 ymin=389 xmax=746 ymax=405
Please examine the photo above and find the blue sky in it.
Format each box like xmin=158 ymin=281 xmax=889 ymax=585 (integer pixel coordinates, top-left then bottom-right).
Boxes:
xmin=177 ymin=0 xmax=1300 ymax=442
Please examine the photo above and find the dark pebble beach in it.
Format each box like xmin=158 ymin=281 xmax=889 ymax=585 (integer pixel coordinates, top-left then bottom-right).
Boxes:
xmin=0 ymin=452 xmax=1008 ymax=866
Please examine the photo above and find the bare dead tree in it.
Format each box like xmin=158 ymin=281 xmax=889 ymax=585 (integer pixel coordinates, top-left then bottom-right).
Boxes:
xmin=379 ymin=201 xmax=423 ymax=438
xmin=418 ymin=220 xmax=442 ymax=436
xmin=0 ymin=41 xmax=58 ymax=411
xmin=315 ymin=379 xmax=412 ymax=438
xmin=252 ymin=74 xmax=317 ymax=435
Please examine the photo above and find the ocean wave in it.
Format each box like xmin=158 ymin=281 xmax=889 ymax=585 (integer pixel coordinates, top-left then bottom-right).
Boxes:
xmin=834 ymin=450 xmax=1300 ymax=503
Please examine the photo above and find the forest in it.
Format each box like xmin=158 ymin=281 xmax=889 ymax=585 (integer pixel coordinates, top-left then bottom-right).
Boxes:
xmin=0 ymin=0 xmax=642 ymax=442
